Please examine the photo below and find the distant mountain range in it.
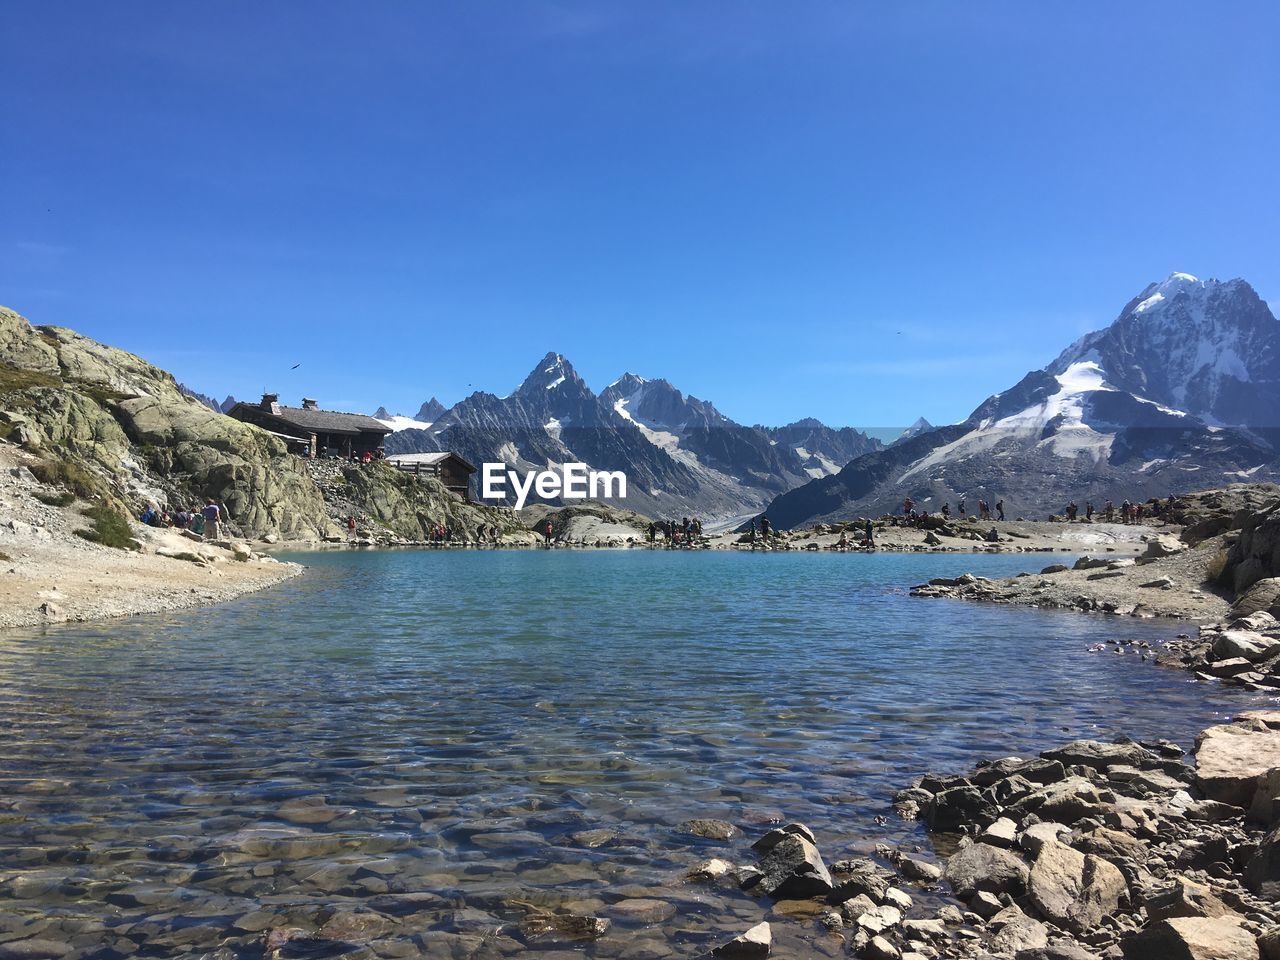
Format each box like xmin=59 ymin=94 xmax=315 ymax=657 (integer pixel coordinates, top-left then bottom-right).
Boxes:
xmin=761 ymin=273 xmax=1280 ymax=527
xmin=181 ymin=271 xmax=1280 ymax=526
xmin=178 ymin=386 xmax=237 ymax=414
xmin=379 ymin=355 xmax=880 ymax=519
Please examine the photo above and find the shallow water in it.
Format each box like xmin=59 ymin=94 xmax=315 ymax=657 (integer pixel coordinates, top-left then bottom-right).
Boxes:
xmin=0 ymin=549 xmax=1271 ymax=958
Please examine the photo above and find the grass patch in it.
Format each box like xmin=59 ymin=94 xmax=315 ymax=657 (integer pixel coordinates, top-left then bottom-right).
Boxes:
xmin=76 ymin=505 xmax=140 ymax=551
xmin=0 ymin=365 xmax=60 ymax=397
xmin=231 ymin=550 xmax=250 ymax=562
xmin=34 ymin=490 xmax=74 ymax=507
xmin=29 ymin=458 xmax=105 ymax=501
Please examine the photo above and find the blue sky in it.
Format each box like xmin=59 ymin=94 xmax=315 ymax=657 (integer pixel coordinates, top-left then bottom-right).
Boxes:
xmin=3 ymin=2 xmax=1277 ymax=430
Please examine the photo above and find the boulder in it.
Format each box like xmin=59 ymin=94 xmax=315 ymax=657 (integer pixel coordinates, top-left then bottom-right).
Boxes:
xmin=753 ymin=834 xmax=833 ymax=899
xmin=1144 ymin=877 xmax=1234 ymax=922
xmin=927 ymin=784 xmax=999 ymax=831
xmin=991 ymin=911 xmax=1050 ymax=954
xmin=943 ymin=842 xmax=1029 ymax=898
xmin=751 ymin=822 xmax=816 ymax=853
xmin=1209 ymin=657 xmax=1256 ymax=678
xmin=1023 ymin=777 xmax=1106 ymax=824
xmin=863 ymin=935 xmax=900 ymax=960
xmin=1144 ymin=536 xmax=1185 ymax=559
xmin=1195 ymin=716 xmax=1280 ymax=811
xmin=1120 ymin=915 xmax=1259 ymax=960
xmin=1027 ymin=840 xmax=1126 ymax=936
xmin=1212 ymin=631 xmax=1280 ymax=663
xmin=1230 ymin=578 xmax=1280 ymax=619
xmin=1246 ymin=825 xmax=1280 ymax=899
xmin=1042 ymin=740 xmax=1153 ymax=771
xmin=710 ymin=921 xmax=771 ymax=959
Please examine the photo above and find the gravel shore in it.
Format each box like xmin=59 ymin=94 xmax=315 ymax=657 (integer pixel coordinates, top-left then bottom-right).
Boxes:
xmin=0 ymin=447 xmax=302 ymax=631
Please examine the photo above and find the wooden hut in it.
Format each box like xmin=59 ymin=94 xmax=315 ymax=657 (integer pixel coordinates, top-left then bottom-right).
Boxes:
xmin=386 ymin=452 xmax=476 ymax=500
xmin=228 ymin=394 xmax=392 ymax=460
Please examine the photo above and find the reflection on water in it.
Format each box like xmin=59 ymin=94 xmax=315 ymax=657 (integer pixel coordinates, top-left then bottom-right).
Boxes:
xmin=0 ymin=550 xmax=1269 ymax=957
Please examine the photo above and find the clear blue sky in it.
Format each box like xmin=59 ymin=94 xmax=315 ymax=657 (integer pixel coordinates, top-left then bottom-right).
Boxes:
xmin=3 ymin=2 xmax=1277 ymax=430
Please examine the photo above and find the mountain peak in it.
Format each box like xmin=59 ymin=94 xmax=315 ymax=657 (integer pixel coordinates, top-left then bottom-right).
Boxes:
xmin=514 ymin=352 xmax=586 ymax=398
xmin=416 ymin=397 xmax=446 ymax=422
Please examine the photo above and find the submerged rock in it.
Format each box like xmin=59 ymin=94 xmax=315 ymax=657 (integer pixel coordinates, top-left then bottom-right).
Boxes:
xmin=709 ymin=921 xmax=771 ymax=958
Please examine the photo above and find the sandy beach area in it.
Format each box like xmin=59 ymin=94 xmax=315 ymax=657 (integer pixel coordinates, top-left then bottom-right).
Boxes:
xmin=0 ymin=446 xmax=302 ymax=631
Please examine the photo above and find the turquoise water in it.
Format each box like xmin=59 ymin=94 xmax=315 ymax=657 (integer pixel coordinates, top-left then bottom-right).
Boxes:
xmin=0 ymin=550 xmax=1269 ymax=958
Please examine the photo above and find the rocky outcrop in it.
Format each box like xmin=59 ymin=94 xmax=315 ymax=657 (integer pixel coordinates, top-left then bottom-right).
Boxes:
xmin=1227 ymin=500 xmax=1280 ymax=595
xmin=0 ymin=305 xmax=507 ymax=541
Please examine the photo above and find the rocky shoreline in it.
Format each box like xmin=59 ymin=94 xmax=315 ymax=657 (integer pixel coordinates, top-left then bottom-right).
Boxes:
xmin=678 ymin=714 xmax=1280 ymax=960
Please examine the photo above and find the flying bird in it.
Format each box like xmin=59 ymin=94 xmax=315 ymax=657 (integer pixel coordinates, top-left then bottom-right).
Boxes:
xmin=291 ymin=363 xmax=301 ymax=370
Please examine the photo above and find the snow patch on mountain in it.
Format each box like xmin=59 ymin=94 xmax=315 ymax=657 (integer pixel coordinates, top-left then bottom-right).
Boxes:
xmin=375 ymin=414 xmax=435 ymax=432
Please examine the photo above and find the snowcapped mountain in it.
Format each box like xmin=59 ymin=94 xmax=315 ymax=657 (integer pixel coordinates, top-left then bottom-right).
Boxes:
xmin=373 ymin=397 xmax=448 ymax=433
xmin=385 ymin=352 xmax=879 ymax=519
xmin=1051 ymin=273 xmax=1280 ymax=428
xmin=894 ymin=417 xmax=934 ymax=444
xmin=761 ymin=273 xmax=1280 ymax=528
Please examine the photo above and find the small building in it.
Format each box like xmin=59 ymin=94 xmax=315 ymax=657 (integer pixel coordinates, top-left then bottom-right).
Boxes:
xmin=228 ymin=394 xmax=392 ymax=460
xmin=386 ymin=451 xmax=476 ymax=500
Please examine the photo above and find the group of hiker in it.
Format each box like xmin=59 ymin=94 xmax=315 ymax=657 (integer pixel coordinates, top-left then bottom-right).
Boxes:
xmin=646 ymin=516 xmax=705 ymax=546
xmin=1062 ymin=495 xmax=1175 ymax=524
xmin=139 ymin=499 xmax=227 ymax=539
xmin=901 ymin=496 xmax=1005 ymax=523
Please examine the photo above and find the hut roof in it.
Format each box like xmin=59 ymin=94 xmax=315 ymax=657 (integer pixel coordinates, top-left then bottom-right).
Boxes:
xmin=230 ymin=402 xmax=391 ymax=436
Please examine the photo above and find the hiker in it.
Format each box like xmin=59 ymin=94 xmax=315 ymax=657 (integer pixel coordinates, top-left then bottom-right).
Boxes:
xmin=836 ymin=531 xmax=849 ymax=550
xmin=647 ymin=521 xmax=656 ymax=542
xmin=202 ymin=499 xmax=222 ymax=540
xmin=1086 ymin=502 xmax=1094 ymax=520
xmin=902 ymin=497 xmax=914 ymax=516
xmin=996 ymin=499 xmax=1005 ymax=521
xmin=748 ymin=519 xmax=756 ymax=543
xmin=543 ymin=519 xmax=553 ymax=547
xmin=865 ymin=518 xmax=873 ymax=546
xmin=489 ymin=524 xmax=499 ymax=543
xmin=760 ymin=515 xmax=771 ymax=540
xmin=347 ymin=516 xmax=357 ymax=540
xmin=941 ymin=502 xmax=950 ymax=519
xmin=957 ymin=498 xmax=966 ymax=517
xmin=1104 ymin=499 xmax=1115 ymax=521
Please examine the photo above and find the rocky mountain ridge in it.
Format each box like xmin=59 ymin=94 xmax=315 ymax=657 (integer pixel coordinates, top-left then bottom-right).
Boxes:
xmin=762 ymin=274 xmax=1280 ymax=528
xmin=385 ymin=351 xmax=880 ymax=520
